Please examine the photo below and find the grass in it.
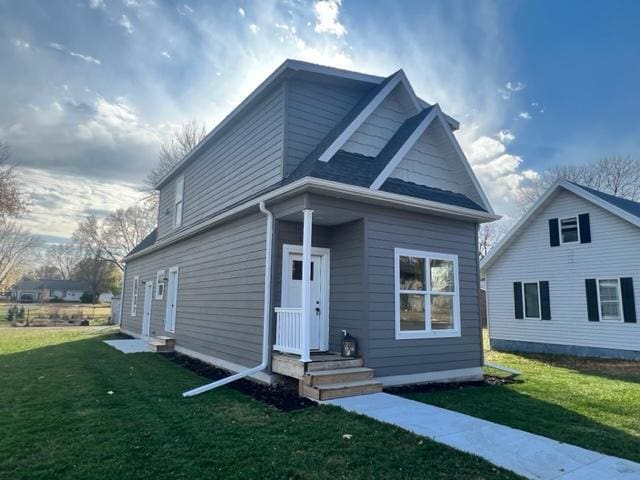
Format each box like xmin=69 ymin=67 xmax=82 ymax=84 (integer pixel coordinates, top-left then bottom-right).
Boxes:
xmin=403 ymin=331 xmax=640 ymax=463
xmin=0 ymin=328 xmax=519 ymax=480
xmin=0 ymin=302 xmax=112 ymax=326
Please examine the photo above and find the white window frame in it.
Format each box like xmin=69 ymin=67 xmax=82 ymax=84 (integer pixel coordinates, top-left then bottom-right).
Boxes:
xmin=155 ymin=270 xmax=165 ymax=300
xmin=173 ymin=175 xmax=184 ymax=229
xmin=130 ymin=275 xmax=139 ymax=317
xmin=394 ymin=248 xmax=461 ymax=339
xmin=521 ymin=281 xmax=542 ymax=320
xmin=596 ymin=278 xmax=623 ymax=322
xmin=164 ymin=266 xmax=179 ymax=333
xmin=559 ymin=216 xmax=580 ymax=244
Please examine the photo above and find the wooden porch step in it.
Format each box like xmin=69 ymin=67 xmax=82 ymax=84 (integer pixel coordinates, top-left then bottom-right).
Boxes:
xmin=306 ymin=357 xmax=364 ymax=372
xmin=303 ymin=367 xmax=374 ymax=386
xmin=300 ymin=379 xmax=383 ymax=401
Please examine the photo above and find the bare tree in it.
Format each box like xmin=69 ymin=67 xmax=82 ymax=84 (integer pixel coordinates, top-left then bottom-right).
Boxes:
xmin=73 ymin=203 xmax=156 ymax=271
xmin=73 ymin=256 xmax=121 ymax=303
xmin=478 ymin=220 xmax=512 ymax=260
xmin=516 ymin=155 xmax=640 ymax=212
xmin=0 ymin=141 xmax=27 ymax=220
xmin=0 ymin=220 xmax=41 ymax=289
xmin=145 ymin=121 xmax=207 ymax=192
xmin=44 ymin=243 xmax=81 ymax=279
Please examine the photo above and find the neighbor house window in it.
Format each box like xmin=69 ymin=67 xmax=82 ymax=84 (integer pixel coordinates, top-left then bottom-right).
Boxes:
xmin=395 ymin=248 xmax=460 ymax=339
xmin=560 ymin=216 xmax=579 ymax=243
xmin=174 ymin=175 xmax=184 ymax=228
xmin=131 ymin=275 xmax=139 ymax=316
xmin=523 ymin=282 xmax=541 ymax=319
xmin=597 ymin=279 xmax=622 ymax=321
xmin=156 ymin=270 xmax=165 ymax=300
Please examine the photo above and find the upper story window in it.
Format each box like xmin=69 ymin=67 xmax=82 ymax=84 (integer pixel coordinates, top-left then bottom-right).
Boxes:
xmin=560 ymin=217 xmax=579 ymax=243
xmin=174 ymin=175 xmax=184 ymax=229
xmin=394 ymin=248 xmax=460 ymax=339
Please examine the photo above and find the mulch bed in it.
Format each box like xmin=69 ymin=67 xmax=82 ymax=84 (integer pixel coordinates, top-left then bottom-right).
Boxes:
xmin=165 ymin=352 xmax=316 ymax=412
xmin=385 ymin=374 xmax=522 ymax=395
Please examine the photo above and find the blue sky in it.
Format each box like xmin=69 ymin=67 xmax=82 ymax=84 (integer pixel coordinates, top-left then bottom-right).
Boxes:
xmin=1 ymin=0 xmax=638 ymax=239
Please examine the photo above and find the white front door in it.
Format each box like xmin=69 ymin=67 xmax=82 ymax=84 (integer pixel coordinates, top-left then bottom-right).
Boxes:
xmin=164 ymin=266 xmax=179 ymax=333
xmin=282 ymin=245 xmax=329 ymax=351
xmin=142 ymin=281 xmax=153 ymax=340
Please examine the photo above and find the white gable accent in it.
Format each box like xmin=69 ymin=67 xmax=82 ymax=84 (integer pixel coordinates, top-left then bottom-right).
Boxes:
xmin=342 ymin=84 xmax=418 ymax=158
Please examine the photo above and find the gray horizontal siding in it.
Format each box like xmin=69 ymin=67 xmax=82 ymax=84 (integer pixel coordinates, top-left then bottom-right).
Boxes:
xmin=284 ymin=79 xmax=368 ymax=177
xmin=121 ymin=211 xmax=268 ymax=368
xmin=157 ymin=85 xmax=285 ymax=239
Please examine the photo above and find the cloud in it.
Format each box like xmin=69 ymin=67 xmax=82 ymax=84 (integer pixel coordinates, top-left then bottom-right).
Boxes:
xmin=14 ymin=39 xmax=30 ymax=48
xmin=161 ymin=51 xmax=171 ymax=59
xmin=87 ymin=0 xmax=105 ymax=9
xmin=119 ymin=14 xmax=133 ymax=34
xmin=249 ymin=23 xmax=259 ymax=34
xmin=69 ymin=51 xmax=102 ymax=64
xmin=313 ymin=0 xmax=346 ymax=37
xmin=48 ymin=42 xmax=65 ymax=51
xmin=498 ymin=129 xmax=515 ymax=144
xmin=176 ymin=4 xmax=193 ymax=16
xmin=238 ymin=7 xmax=245 ymax=17
xmin=499 ymin=80 xmax=526 ymax=99
xmin=518 ymin=111 xmax=532 ymax=120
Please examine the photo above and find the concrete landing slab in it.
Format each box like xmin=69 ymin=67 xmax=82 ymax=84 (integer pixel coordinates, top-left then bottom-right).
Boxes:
xmin=104 ymin=339 xmax=152 ymax=353
xmin=328 ymin=392 xmax=640 ymax=480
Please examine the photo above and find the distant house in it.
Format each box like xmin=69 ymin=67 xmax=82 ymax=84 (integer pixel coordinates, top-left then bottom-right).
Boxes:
xmin=481 ymin=180 xmax=639 ymax=360
xmin=11 ymin=279 xmax=88 ymax=303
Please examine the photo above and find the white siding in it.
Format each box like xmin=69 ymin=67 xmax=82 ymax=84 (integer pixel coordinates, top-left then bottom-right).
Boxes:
xmin=486 ymin=189 xmax=640 ymax=352
xmin=389 ymin=120 xmax=483 ymax=206
xmin=342 ymin=85 xmax=415 ymax=158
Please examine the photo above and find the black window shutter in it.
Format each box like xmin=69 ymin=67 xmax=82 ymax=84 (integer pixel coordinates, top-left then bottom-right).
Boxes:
xmin=620 ymin=277 xmax=637 ymax=323
xmin=549 ymin=218 xmax=560 ymax=247
xmin=585 ymin=279 xmax=599 ymax=322
xmin=540 ymin=281 xmax=551 ymax=320
xmin=513 ymin=282 xmax=523 ymax=319
xmin=579 ymin=214 xmax=591 ymax=244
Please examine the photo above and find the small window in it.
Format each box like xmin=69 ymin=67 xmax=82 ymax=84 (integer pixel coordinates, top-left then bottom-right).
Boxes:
xmin=292 ymin=260 xmax=314 ymax=281
xmin=395 ymin=249 xmax=460 ymax=339
xmin=560 ymin=217 xmax=579 ymax=243
xmin=174 ymin=176 xmax=184 ymax=229
xmin=131 ymin=275 xmax=139 ymax=316
xmin=156 ymin=270 xmax=165 ymax=300
xmin=523 ymin=282 xmax=541 ymax=319
xmin=598 ymin=279 xmax=622 ymax=321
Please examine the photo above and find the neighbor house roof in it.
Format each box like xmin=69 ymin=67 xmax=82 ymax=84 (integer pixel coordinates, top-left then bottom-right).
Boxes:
xmin=481 ymin=179 xmax=640 ymax=272
xmin=13 ymin=279 xmax=88 ymax=291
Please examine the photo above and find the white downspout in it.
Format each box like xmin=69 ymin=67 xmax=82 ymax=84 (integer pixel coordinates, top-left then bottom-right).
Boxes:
xmin=182 ymin=201 xmax=274 ymax=397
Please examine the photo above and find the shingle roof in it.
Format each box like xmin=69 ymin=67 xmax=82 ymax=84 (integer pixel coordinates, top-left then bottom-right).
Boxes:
xmin=570 ymin=182 xmax=640 ymax=221
xmin=127 ymin=228 xmax=157 ymax=256
xmin=13 ymin=279 xmax=88 ymax=291
xmin=380 ymin=178 xmax=486 ymax=211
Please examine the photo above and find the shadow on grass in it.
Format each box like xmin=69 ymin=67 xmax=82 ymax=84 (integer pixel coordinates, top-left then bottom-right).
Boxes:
xmin=404 ymin=381 xmax=640 ymax=463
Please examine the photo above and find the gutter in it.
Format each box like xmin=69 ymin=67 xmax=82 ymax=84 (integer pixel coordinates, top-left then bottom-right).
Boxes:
xmin=126 ymin=177 xmax=500 ymax=263
xmin=182 ymin=201 xmax=273 ymax=397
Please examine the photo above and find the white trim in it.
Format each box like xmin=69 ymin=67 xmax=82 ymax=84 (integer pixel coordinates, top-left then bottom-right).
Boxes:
xmin=155 ymin=270 xmax=165 ymax=300
xmin=142 ymin=280 xmax=153 ymax=339
xmin=394 ymin=248 xmax=461 ymax=339
xmin=559 ymin=216 xmax=580 ymax=244
xmin=595 ymin=277 xmax=624 ymax=323
xmin=370 ymin=107 xmax=439 ymax=189
xmin=377 ymin=367 xmax=483 ymax=387
xmin=164 ymin=266 xmax=179 ymax=333
xmin=173 ymin=175 xmax=184 ymax=229
xmin=521 ymin=281 xmax=542 ymax=320
xmin=481 ymin=179 xmax=640 ymax=272
xmin=130 ymin=275 xmax=139 ymax=317
xmin=281 ymin=243 xmax=331 ymax=351
xmin=126 ymin=177 xmax=499 ymax=262
xmin=117 ymin=265 xmax=126 ymax=326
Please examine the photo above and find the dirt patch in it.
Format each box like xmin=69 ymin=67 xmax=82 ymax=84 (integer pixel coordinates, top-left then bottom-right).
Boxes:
xmin=385 ymin=374 xmax=522 ymax=395
xmin=165 ymin=352 xmax=316 ymax=412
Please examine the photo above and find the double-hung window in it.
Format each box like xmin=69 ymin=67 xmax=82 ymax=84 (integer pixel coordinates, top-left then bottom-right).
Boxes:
xmin=131 ymin=275 xmax=139 ymax=316
xmin=560 ymin=217 xmax=579 ymax=243
xmin=597 ymin=279 xmax=622 ymax=321
xmin=395 ymin=248 xmax=460 ymax=339
xmin=523 ymin=282 xmax=541 ymax=319
xmin=174 ymin=175 xmax=184 ymax=229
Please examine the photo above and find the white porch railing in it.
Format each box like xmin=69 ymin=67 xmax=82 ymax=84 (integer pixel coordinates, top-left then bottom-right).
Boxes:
xmin=274 ymin=307 xmax=303 ymax=355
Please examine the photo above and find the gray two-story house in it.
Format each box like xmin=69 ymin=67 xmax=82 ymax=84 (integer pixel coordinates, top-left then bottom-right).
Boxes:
xmin=120 ymin=60 xmax=498 ymax=400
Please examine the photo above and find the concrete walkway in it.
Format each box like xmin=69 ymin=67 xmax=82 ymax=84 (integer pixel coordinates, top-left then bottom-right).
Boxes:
xmin=104 ymin=339 xmax=152 ymax=353
xmin=327 ymin=393 xmax=640 ymax=480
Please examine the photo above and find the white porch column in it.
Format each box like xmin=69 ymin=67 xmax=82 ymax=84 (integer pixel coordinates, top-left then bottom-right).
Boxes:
xmin=300 ymin=209 xmax=313 ymax=363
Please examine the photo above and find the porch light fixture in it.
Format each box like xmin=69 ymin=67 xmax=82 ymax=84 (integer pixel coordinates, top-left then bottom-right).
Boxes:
xmin=341 ymin=330 xmax=357 ymax=358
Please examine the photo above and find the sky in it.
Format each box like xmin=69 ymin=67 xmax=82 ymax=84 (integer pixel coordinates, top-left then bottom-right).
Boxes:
xmin=1 ymin=0 xmax=639 ymax=241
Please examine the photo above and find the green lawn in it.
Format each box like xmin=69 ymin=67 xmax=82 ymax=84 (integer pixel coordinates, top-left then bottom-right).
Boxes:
xmin=0 ymin=328 xmax=519 ymax=480
xmin=404 ymin=333 xmax=640 ymax=463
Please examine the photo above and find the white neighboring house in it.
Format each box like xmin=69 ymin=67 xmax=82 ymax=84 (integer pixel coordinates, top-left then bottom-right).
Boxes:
xmin=481 ymin=179 xmax=640 ymax=360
